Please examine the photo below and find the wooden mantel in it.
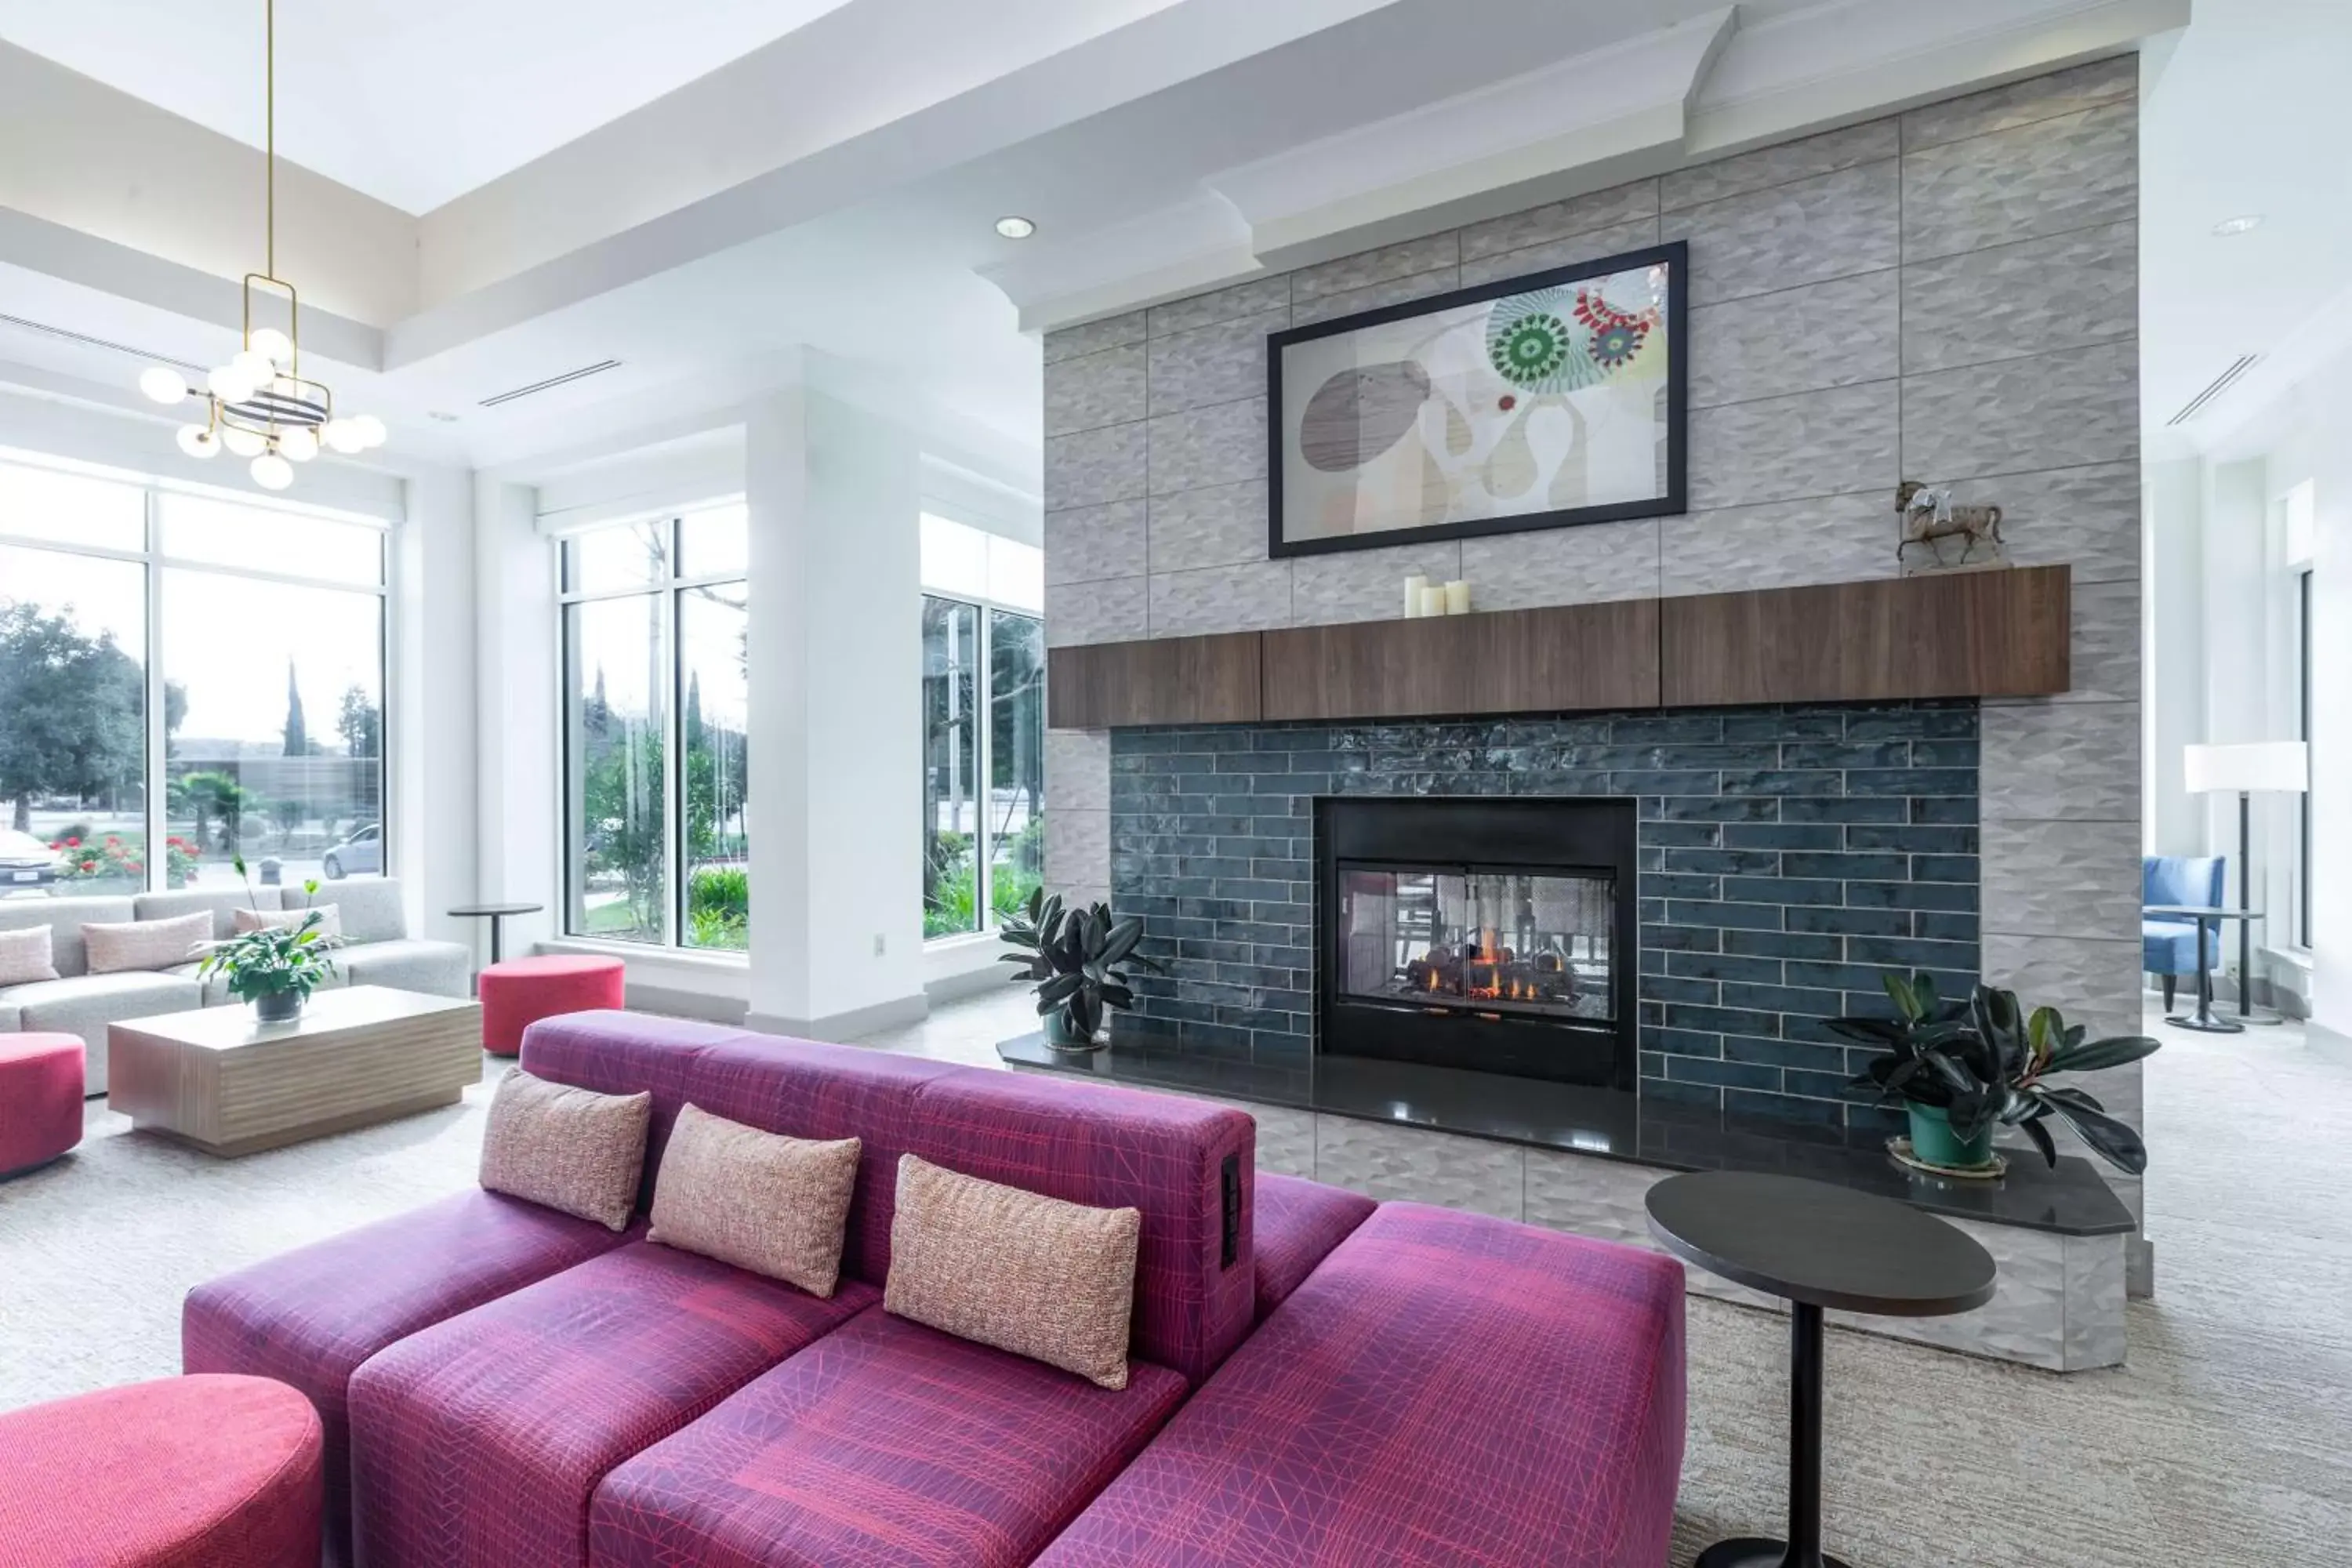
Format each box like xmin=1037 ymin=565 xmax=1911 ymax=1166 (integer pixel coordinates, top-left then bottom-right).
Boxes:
xmin=1047 ymin=564 xmax=2071 ymax=729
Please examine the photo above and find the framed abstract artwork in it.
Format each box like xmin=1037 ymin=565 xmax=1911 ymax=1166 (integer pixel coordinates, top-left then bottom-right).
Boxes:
xmin=1266 ymin=241 xmax=1686 ymax=558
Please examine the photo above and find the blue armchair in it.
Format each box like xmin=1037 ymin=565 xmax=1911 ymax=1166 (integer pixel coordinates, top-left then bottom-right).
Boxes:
xmin=2143 ymin=855 xmax=2225 ymax=1010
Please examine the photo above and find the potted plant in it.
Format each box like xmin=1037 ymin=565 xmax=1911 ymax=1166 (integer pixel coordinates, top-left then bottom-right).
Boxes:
xmin=1831 ymin=973 xmax=2160 ymax=1174
xmin=1000 ymin=888 xmax=1163 ymax=1051
xmin=194 ymin=861 xmax=343 ymax=1024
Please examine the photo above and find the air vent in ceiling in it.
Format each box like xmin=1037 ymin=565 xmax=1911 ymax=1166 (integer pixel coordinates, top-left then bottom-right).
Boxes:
xmin=0 ymin=311 xmax=205 ymax=373
xmin=477 ymin=359 xmax=622 ymax=408
xmin=2165 ymin=354 xmax=2260 ymax=426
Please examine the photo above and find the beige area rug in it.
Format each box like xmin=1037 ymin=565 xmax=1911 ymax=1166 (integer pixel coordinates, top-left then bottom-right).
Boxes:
xmin=1 ymin=1003 xmax=2345 ymax=1566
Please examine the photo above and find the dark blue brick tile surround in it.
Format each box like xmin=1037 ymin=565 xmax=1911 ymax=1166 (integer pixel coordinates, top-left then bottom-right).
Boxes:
xmin=1106 ymin=702 xmax=1980 ymax=1133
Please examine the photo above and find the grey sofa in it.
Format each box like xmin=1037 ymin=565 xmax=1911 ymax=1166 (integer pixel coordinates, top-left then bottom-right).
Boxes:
xmin=0 ymin=877 xmax=469 ymax=1094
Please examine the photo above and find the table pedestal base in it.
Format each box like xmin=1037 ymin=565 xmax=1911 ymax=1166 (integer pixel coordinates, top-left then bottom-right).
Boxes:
xmin=1696 ymin=1541 xmax=1851 ymax=1568
xmin=2165 ymin=1011 xmax=2244 ymax=1034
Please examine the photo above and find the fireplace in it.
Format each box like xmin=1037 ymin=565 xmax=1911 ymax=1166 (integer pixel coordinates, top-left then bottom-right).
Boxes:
xmin=1316 ymin=796 xmax=1638 ymax=1088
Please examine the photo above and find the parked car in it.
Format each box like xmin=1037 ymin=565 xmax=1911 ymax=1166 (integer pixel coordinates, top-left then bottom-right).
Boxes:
xmin=0 ymin=829 xmax=60 ymax=893
xmin=322 ymin=824 xmax=382 ymax=880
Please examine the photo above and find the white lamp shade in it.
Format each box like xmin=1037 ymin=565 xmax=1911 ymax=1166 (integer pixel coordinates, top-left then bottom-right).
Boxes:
xmin=2184 ymin=741 xmax=2308 ymax=794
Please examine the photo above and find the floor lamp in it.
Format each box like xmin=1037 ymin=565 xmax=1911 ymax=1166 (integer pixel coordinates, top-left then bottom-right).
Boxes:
xmin=2183 ymin=741 xmax=2309 ymax=1023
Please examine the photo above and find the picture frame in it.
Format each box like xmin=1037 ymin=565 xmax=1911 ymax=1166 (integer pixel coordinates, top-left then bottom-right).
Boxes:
xmin=1266 ymin=240 xmax=1687 ymax=560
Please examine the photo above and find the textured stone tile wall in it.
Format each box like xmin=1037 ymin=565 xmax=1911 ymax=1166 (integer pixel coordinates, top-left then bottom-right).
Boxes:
xmin=1040 ymin=58 xmax=2143 ymax=1225
xmin=1109 ymin=702 xmax=1980 ymax=1132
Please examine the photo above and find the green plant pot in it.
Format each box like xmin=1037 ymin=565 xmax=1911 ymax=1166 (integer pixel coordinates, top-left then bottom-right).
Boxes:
xmin=253 ymin=990 xmax=305 ymax=1025
xmin=1908 ymin=1103 xmax=1995 ymax=1170
xmin=1041 ymin=1011 xmax=1099 ymax=1052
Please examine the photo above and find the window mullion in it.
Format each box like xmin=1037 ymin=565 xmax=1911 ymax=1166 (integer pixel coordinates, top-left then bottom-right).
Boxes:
xmin=143 ymin=492 xmax=165 ymax=895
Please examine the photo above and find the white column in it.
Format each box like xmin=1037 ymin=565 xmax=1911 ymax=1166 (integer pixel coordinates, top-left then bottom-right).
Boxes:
xmin=471 ymin=476 xmax=558 ymax=956
xmin=393 ymin=469 xmax=477 ymax=947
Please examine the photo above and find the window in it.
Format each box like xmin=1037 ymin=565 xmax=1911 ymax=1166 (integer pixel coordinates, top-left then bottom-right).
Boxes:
xmin=0 ymin=459 xmax=387 ymax=897
xmin=561 ymin=504 xmax=749 ymax=950
xmin=919 ymin=514 xmax=1043 ymax=938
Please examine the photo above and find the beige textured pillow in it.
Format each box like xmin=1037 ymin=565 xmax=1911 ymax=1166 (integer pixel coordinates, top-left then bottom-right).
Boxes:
xmin=648 ymin=1104 xmax=861 ymax=1297
xmin=0 ymin=925 xmax=58 ymax=986
xmin=82 ymin=911 xmax=214 ymax=975
xmin=884 ymin=1153 xmax=1142 ymax=1390
xmin=478 ymin=1069 xmax=651 ymax=1232
xmin=234 ymin=905 xmax=343 ymax=940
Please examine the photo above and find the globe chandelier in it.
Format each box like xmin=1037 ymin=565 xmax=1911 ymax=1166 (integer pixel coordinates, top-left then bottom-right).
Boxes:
xmin=136 ymin=0 xmax=386 ymax=488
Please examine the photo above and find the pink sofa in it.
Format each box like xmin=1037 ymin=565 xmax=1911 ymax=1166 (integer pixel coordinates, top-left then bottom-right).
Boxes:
xmin=184 ymin=1011 xmax=1686 ymax=1566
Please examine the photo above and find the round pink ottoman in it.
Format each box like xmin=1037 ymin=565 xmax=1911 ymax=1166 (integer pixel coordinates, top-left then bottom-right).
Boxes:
xmin=0 ymin=1374 xmax=322 ymax=1566
xmin=0 ymin=1033 xmax=84 ymax=1178
xmin=478 ymin=953 xmax=627 ymax=1056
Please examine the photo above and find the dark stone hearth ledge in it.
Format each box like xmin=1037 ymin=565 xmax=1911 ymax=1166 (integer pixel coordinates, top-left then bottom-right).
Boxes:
xmin=996 ymin=1033 xmax=2134 ymax=1239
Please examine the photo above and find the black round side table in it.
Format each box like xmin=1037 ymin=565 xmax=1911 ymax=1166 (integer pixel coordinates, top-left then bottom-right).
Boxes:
xmin=1646 ymin=1171 xmax=1997 ymax=1568
xmin=446 ymin=902 xmax=543 ymax=967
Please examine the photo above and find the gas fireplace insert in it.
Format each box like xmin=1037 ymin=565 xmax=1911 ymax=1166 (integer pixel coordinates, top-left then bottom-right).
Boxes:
xmin=1316 ymin=797 xmax=1637 ymax=1087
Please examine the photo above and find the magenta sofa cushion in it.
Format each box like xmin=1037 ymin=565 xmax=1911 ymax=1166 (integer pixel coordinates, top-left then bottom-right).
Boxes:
xmin=349 ymin=1242 xmax=877 ymax=1568
xmin=588 ymin=1304 xmax=1188 ymax=1568
xmin=1034 ymin=1203 xmax=1688 ymax=1568
xmin=1250 ymin=1172 xmax=1376 ymax=1321
xmin=904 ymin=1068 xmax=1256 ymax=1386
xmin=183 ymin=1189 xmax=635 ymax=1565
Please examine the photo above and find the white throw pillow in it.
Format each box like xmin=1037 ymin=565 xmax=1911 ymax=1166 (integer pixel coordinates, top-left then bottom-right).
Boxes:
xmin=82 ymin=910 xmax=216 ymax=975
xmin=233 ymin=905 xmax=343 ymax=941
xmin=0 ymin=925 xmax=58 ymax=986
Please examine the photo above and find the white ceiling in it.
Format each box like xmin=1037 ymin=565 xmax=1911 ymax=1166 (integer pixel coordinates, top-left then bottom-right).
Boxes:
xmin=0 ymin=0 xmax=2241 ymax=489
xmin=0 ymin=0 xmax=858 ymax=213
xmin=2139 ymin=0 xmax=2352 ymax=453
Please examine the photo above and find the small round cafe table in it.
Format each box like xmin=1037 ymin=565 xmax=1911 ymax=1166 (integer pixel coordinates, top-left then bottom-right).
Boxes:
xmin=446 ymin=902 xmax=543 ymax=967
xmin=1646 ymin=1171 xmax=1996 ymax=1568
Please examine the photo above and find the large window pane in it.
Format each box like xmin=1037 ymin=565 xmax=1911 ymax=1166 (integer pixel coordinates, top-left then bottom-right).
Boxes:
xmin=566 ymin=521 xmax=673 ymax=593
xmin=921 ymin=595 xmax=981 ymax=938
xmin=159 ymin=494 xmax=383 ymax=586
xmin=681 ymin=583 xmax=749 ymax=950
xmin=986 ymin=537 xmax=1044 ymax=615
xmin=566 ymin=595 xmax=668 ymax=943
xmin=0 ymin=461 xmax=145 ymax=554
xmin=0 ymin=543 xmax=147 ymax=895
xmin=987 ymin=610 xmax=1044 ymax=925
xmin=161 ymin=569 xmax=383 ymax=891
xmin=679 ymin=504 xmax=749 ymax=579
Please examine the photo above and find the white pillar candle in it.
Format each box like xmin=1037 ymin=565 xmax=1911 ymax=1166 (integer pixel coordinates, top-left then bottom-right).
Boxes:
xmin=1418 ymin=585 xmax=1446 ymax=618
xmin=1444 ymin=579 xmax=1472 ymax=615
xmin=1403 ymin=574 xmax=1429 ymax=618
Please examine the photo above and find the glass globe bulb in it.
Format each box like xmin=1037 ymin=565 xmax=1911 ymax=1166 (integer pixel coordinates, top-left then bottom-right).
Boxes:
xmin=351 ymin=414 xmax=388 ymax=449
xmin=222 ymin=426 xmax=267 ymax=459
xmin=140 ymin=366 xmax=189 ymax=405
xmin=278 ymin=426 xmax=320 ymax=463
xmin=250 ymin=452 xmax=294 ymax=491
xmin=208 ymin=365 xmax=257 ymax=405
xmin=321 ymin=417 xmax=365 ymax=455
xmin=176 ymin=424 xmax=220 ymax=459
xmin=230 ymin=349 xmax=274 ymax=385
xmin=249 ymin=328 xmax=294 ymax=365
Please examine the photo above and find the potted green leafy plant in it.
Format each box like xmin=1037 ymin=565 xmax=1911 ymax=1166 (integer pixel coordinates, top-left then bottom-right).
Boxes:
xmin=194 ymin=860 xmax=343 ymax=1024
xmin=1831 ymin=974 xmax=2160 ymax=1174
xmin=1000 ymin=888 xmax=1163 ymax=1051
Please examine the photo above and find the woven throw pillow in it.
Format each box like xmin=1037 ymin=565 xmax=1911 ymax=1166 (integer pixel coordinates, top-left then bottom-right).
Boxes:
xmin=82 ymin=910 xmax=214 ymax=975
xmin=478 ymin=1069 xmax=651 ymax=1232
xmin=0 ymin=925 xmax=57 ymax=986
xmin=884 ymin=1153 xmax=1142 ymax=1389
xmin=648 ymin=1104 xmax=861 ymax=1297
xmin=233 ymin=905 xmax=343 ymax=940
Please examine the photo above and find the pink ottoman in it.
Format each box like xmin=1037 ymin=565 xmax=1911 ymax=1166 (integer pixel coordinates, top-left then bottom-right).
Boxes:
xmin=0 ymin=1033 xmax=84 ymax=1178
xmin=0 ymin=1374 xmax=322 ymax=1566
xmin=477 ymin=955 xmax=627 ymax=1057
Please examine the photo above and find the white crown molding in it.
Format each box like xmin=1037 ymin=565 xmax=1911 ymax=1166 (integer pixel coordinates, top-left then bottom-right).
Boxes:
xmin=989 ymin=0 xmax=2185 ymax=335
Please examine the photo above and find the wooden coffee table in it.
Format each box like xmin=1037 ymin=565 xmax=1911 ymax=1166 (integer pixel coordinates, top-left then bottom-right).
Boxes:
xmin=108 ymin=986 xmax=484 ymax=1156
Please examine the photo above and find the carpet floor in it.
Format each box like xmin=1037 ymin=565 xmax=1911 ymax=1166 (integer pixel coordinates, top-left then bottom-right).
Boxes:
xmin=2 ymin=993 xmax=2343 ymax=1566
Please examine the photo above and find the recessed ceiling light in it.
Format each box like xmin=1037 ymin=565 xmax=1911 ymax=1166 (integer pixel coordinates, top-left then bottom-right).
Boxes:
xmin=994 ymin=216 xmax=1037 ymax=240
xmin=2212 ymin=214 xmax=2264 ymax=237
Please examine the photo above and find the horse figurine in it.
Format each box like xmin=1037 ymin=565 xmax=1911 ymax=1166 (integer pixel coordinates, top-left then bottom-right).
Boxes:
xmin=1896 ymin=480 xmax=2005 ymax=572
